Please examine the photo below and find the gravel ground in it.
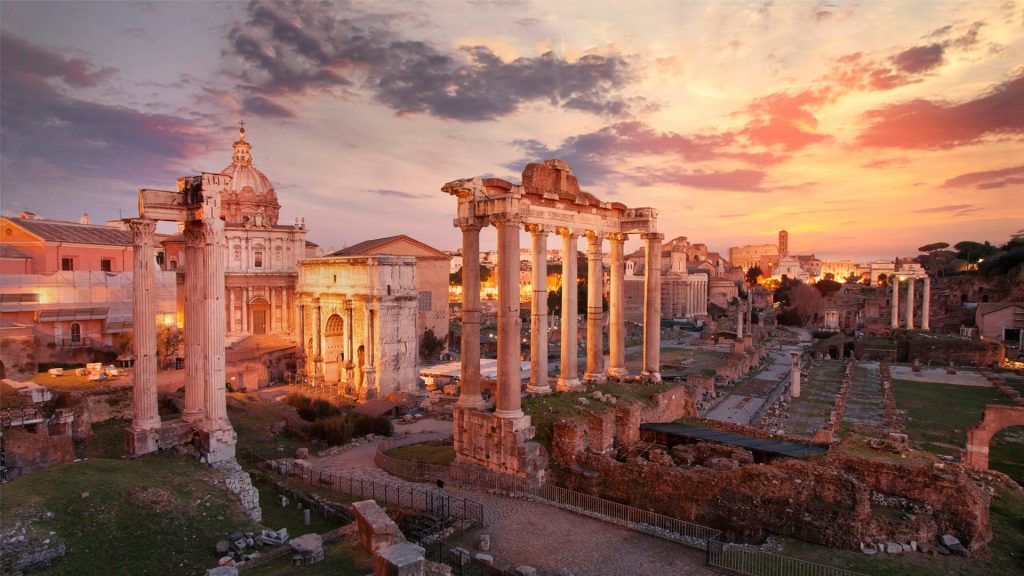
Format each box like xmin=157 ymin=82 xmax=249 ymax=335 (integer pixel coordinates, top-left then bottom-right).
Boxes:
xmin=309 ymin=419 xmax=713 ymax=575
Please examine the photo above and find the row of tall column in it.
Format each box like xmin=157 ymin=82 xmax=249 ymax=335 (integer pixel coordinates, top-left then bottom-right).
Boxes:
xmin=457 ymin=220 xmax=663 ymax=420
xmin=890 ymin=277 xmax=931 ymax=331
xmin=130 ymin=215 xmax=230 ymax=451
xmin=686 ymin=277 xmax=708 ymax=317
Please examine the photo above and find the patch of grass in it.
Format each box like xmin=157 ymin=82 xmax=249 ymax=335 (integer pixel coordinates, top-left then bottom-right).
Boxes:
xmin=253 ymin=478 xmax=339 ymax=536
xmin=384 ymin=441 xmax=455 ymax=466
xmin=245 ymin=536 xmax=373 ymax=576
xmin=0 ymin=456 xmax=257 ymax=576
xmin=227 ymin=393 xmax=307 ymax=459
xmin=989 ymin=427 xmax=1024 ymax=482
xmin=893 ymin=379 xmax=1014 ymax=459
xmin=30 ymin=372 xmax=129 ymax=392
xmin=80 ymin=418 xmax=130 ymax=459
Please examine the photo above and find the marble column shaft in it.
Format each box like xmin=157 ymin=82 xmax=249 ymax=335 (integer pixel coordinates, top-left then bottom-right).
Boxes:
xmin=345 ymin=303 xmax=355 ymax=379
xmin=736 ymin=299 xmax=744 ymax=339
xmin=558 ymin=229 xmax=580 ymax=391
xmin=607 ymin=234 xmax=627 ymax=378
xmin=458 ymin=223 xmax=486 ymax=408
xmin=313 ymin=299 xmax=323 ymax=380
xmin=181 ymin=221 xmax=206 ymax=424
xmin=129 ymin=219 xmax=160 ymax=432
xmin=790 ymin=353 xmax=801 ymax=398
xmin=527 ymin=225 xmax=550 ymax=394
xmin=642 ymin=232 xmax=663 ymax=381
xmin=495 ymin=219 xmax=524 ymax=418
xmin=922 ymin=277 xmax=931 ymax=331
xmin=584 ymin=232 xmax=605 ymax=382
xmin=296 ymin=302 xmax=305 ymax=358
xmin=891 ymin=279 xmax=899 ymax=329
xmin=202 ymin=217 xmax=229 ymax=426
xmin=906 ymin=278 xmax=916 ymax=330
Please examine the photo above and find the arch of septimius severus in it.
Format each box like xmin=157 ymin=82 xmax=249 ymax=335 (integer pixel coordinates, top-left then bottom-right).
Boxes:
xmin=442 ymin=159 xmax=661 ymax=480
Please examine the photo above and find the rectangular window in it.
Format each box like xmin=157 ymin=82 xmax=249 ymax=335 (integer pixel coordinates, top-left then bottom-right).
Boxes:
xmin=419 ymin=291 xmax=432 ymax=312
xmin=61 ymin=257 xmax=74 ymax=271
xmin=100 ymin=258 xmax=112 ymax=272
xmin=254 ymin=251 xmax=263 ymax=268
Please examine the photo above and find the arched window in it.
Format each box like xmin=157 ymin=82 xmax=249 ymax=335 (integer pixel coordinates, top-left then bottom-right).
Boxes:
xmin=70 ymin=322 xmax=82 ymax=345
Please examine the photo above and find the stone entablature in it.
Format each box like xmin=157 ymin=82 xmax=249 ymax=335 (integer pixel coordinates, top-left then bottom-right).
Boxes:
xmin=296 ymin=255 xmax=418 ymax=400
xmin=442 ymin=159 xmax=663 ymax=480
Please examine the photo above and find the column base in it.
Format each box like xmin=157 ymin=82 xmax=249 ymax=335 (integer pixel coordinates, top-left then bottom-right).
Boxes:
xmin=125 ymin=426 xmax=161 ymax=457
xmin=640 ymin=370 xmax=662 ymax=383
xmin=199 ymin=426 xmax=238 ymax=464
xmin=583 ymin=372 xmax=607 ymax=383
xmin=180 ymin=410 xmax=205 ymax=425
xmin=457 ymin=395 xmax=488 ymax=409
xmin=525 ymin=384 xmax=552 ymax=395
xmin=494 ymin=408 xmax=525 ymax=419
xmin=606 ymin=367 xmax=629 ymax=379
xmin=556 ymin=378 xmax=582 ymax=392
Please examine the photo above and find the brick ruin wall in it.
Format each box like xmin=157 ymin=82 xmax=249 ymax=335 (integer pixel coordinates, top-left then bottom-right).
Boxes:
xmin=453 ymin=407 xmax=547 ymax=480
xmin=898 ymin=333 xmax=1005 ymax=366
xmin=0 ymin=333 xmax=36 ymax=381
xmin=61 ymin=384 xmax=134 ymax=439
xmin=3 ymin=427 xmax=75 ymax=479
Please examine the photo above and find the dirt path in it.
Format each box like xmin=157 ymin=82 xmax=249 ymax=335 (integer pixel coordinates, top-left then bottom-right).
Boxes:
xmin=308 ymin=418 xmax=713 ymax=575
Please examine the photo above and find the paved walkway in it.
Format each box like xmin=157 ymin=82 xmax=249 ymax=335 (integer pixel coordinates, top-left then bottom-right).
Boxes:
xmin=308 ymin=418 xmax=713 ymax=576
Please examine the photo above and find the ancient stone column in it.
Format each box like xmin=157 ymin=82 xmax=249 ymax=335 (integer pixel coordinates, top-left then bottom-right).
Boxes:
xmin=906 ymin=278 xmax=916 ymax=330
xmin=495 ymin=218 xmax=524 ymax=418
xmin=526 ymin=225 xmax=550 ymax=394
xmin=557 ymin=228 xmax=581 ymax=391
xmin=688 ymin=280 xmax=695 ymax=318
xmin=242 ymin=288 xmax=250 ymax=333
xmin=458 ymin=222 xmax=486 ymax=408
xmin=202 ymin=217 xmax=230 ymax=429
xmin=344 ymin=302 xmax=355 ymax=383
xmin=364 ymin=304 xmax=377 ymax=399
xmin=607 ymin=233 xmax=627 ymax=379
xmin=790 ymin=352 xmax=801 ymax=397
xmin=921 ymin=277 xmax=931 ymax=331
xmin=642 ymin=232 xmax=664 ymax=382
xmin=181 ymin=220 xmax=206 ymax=424
xmin=128 ymin=218 xmax=161 ymax=435
xmin=269 ymin=287 xmax=277 ymax=333
xmin=225 ymin=286 xmax=233 ymax=334
xmin=296 ymin=301 xmax=305 ymax=360
xmin=891 ymin=279 xmax=899 ymax=329
xmin=736 ymin=298 xmax=744 ymax=339
xmin=584 ymin=232 xmax=606 ymax=382
xmin=313 ymin=299 xmax=323 ymax=382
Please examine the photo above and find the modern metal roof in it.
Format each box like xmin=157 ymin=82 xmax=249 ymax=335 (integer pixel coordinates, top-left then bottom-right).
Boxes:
xmin=0 ymin=244 xmax=31 ymax=259
xmin=37 ymin=307 xmax=109 ymax=322
xmin=640 ymin=422 xmax=829 ymax=459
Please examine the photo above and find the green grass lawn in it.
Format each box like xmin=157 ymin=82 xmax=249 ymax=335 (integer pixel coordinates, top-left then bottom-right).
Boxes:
xmin=253 ymin=477 xmax=340 ymax=536
xmin=245 ymin=536 xmax=373 ymax=576
xmin=227 ymin=393 xmax=308 ymax=459
xmin=893 ymin=379 xmax=1010 ymax=453
xmin=30 ymin=372 xmax=129 ymax=392
xmin=0 ymin=456 xmax=257 ymax=576
xmin=384 ymin=441 xmax=456 ymax=466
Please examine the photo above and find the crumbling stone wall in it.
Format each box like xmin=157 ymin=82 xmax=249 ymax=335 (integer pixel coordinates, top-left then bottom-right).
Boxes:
xmin=0 ymin=332 xmax=36 ymax=381
xmin=3 ymin=427 xmax=75 ymax=478
xmin=898 ymin=332 xmax=1004 ymax=366
xmin=60 ymin=383 xmax=133 ymax=439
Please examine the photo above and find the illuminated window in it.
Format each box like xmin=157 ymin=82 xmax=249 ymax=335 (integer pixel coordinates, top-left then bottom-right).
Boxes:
xmin=61 ymin=257 xmax=74 ymax=271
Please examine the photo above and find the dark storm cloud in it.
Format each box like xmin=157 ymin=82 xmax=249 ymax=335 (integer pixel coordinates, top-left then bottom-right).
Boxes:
xmin=0 ymin=32 xmax=216 ymax=206
xmin=227 ymin=0 xmax=636 ymax=120
xmin=891 ymin=43 xmax=945 ymax=74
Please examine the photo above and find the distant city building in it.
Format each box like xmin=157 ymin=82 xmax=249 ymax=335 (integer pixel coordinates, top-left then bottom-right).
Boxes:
xmin=729 ymin=243 xmax=778 ymax=271
xmin=624 ymin=236 xmax=709 ymax=321
xmin=778 ymin=229 xmax=789 ymax=258
xmin=0 ymin=213 xmax=176 ymax=353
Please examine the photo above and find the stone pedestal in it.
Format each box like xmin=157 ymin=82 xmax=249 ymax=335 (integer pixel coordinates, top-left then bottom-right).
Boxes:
xmin=374 ymin=542 xmax=425 ymax=576
xmin=200 ymin=427 xmax=238 ymax=464
xmin=125 ymin=427 xmax=160 ymax=457
xmin=452 ymin=407 xmax=545 ymax=480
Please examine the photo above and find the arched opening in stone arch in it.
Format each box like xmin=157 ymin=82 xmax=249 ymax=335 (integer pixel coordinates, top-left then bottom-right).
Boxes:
xmin=323 ymin=314 xmax=344 ymax=384
xmin=989 ymin=425 xmax=1024 ymax=483
xmin=965 ymin=405 xmax=1024 ymax=479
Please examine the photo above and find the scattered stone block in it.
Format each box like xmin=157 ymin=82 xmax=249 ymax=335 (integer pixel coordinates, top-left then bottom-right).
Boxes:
xmin=217 ymin=555 xmax=235 ymax=566
xmin=352 ymin=499 xmax=405 ymax=553
xmin=215 ymin=540 xmax=230 ymax=555
xmin=205 ymin=567 xmax=238 ymax=576
xmin=80 ymin=492 xmax=89 ymax=499
xmin=859 ymin=542 xmax=877 ymax=555
xmin=279 ymin=495 xmax=290 ymax=507
xmin=375 ymin=541 xmax=425 ymax=576
xmin=289 ymin=533 xmax=324 ymax=566
xmin=939 ymin=534 xmax=966 ymax=555
xmin=474 ymin=553 xmax=493 ymax=565
xmin=515 ymin=567 xmax=538 ymax=576
xmin=295 ymin=447 xmax=309 ymax=459
xmin=885 ymin=542 xmax=902 ymax=554
xmin=477 ymin=534 xmax=490 ymax=552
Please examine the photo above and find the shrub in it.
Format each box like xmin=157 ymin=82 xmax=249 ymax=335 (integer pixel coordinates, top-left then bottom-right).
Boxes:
xmin=308 ymin=413 xmax=394 ymax=445
xmin=283 ymin=393 xmax=342 ymax=421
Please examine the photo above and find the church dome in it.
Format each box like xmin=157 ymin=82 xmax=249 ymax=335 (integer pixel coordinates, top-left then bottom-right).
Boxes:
xmin=220 ymin=127 xmax=281 ymax=226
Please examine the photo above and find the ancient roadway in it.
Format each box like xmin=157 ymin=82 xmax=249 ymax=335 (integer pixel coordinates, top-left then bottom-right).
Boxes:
xmin=308 ymin=418 xmax=714 ymax=576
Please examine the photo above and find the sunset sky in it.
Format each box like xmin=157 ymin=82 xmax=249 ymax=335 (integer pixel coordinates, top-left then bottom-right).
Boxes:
xmin=1 ymin=0 xmax=1021 ymax=261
